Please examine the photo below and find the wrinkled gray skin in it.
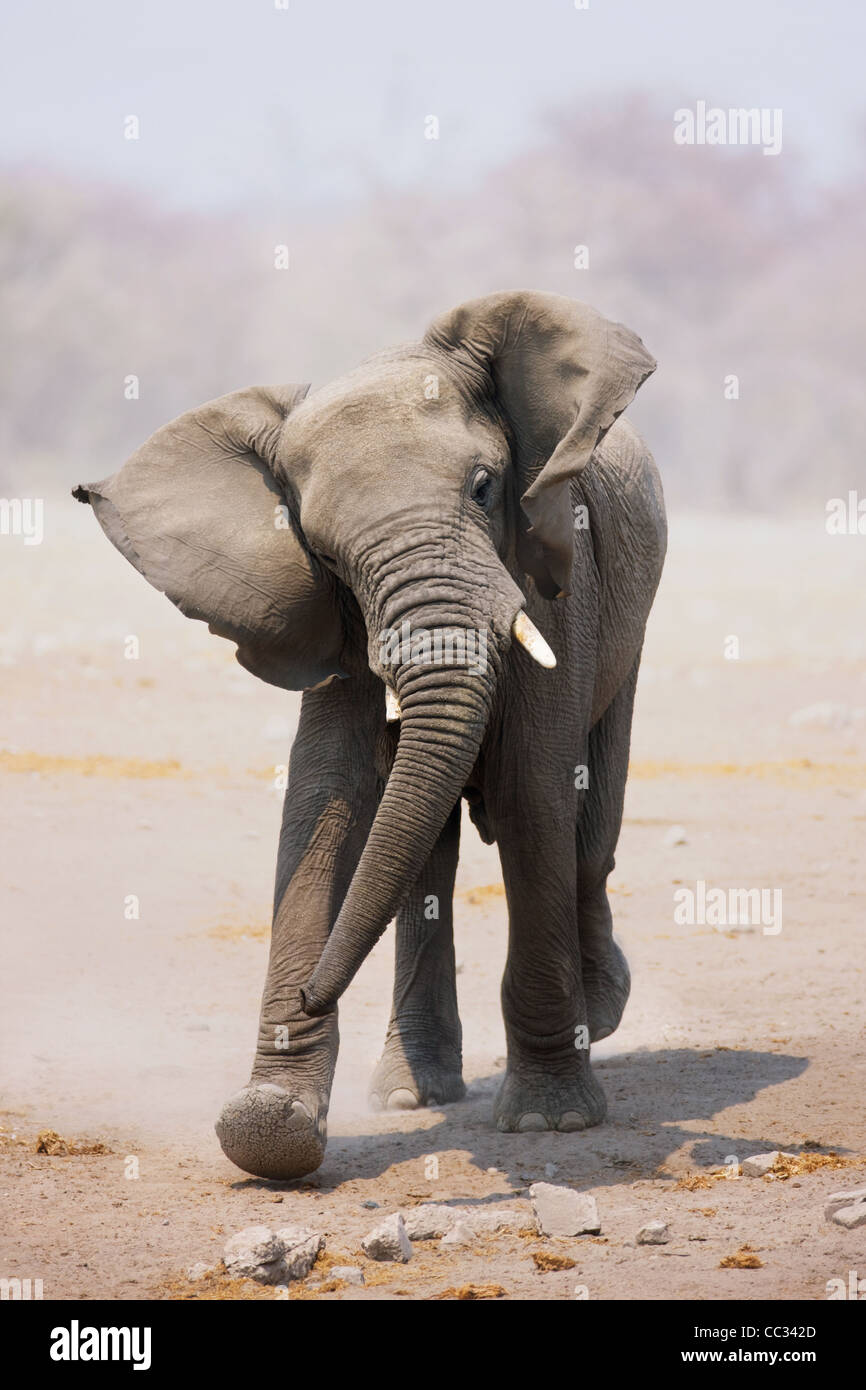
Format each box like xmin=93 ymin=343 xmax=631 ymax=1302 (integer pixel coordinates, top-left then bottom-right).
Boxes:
xmin=74 ymin=291 xmax=666 ymax=1180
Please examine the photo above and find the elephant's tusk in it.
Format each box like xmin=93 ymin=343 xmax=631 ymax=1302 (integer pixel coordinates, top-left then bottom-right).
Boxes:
xmin=385 ymin=685 xmax=402 ymax=722
xmin=511 ymin=610 xmax=557 ymax=668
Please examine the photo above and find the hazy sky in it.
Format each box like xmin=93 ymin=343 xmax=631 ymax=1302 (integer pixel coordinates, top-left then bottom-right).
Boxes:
xmin=2 ymin=0 xmax=862 ymax=209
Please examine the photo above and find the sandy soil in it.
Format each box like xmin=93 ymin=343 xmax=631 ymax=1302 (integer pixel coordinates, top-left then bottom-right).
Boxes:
xmin=1 ymin=506 xmax=864 ymax=1301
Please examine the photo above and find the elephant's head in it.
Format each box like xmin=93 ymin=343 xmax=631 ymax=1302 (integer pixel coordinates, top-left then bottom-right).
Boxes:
xmin=74 ymin=291 xmax=654 ymax=1014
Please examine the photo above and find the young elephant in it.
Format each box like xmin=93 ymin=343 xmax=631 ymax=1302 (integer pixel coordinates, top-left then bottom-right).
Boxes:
xmin=75 ymin=290 xmax=666 ymax=1179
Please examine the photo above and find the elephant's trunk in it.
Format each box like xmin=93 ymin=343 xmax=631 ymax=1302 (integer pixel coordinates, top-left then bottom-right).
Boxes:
xmin=299 ymin=654 xmax=497 ymax=1015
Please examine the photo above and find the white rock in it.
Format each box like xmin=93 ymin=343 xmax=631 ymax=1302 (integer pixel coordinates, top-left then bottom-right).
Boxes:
xmin=404 ymin=1203 xmax=533 ymax=1241
xmin=466 ymin=1208 xmax=534 ymax=1236
xmin=186 ymin=1262 xmax=212 ymax=1281
xmin=637 ymin=1220 xmax=670 ymax=1245
xmin=330 ymin=1265 xmax=365 ymax=1285
xmin=223 ymin=1225 xmax=284 ymax=1283
xmin=530 ymin=1183 xmax=601 ymax=1237
xmin=662 ymin=824 xmax=688 ymax=847
xmin=361 ymin=1213 xmax=413 ymax=1262
xmin=825 ymin=1187 xmax=866 ymax=1217
xmin=830 ymin=1203 xmax=866 ymax=1230
xmin=741 ymin=1151 xmax=796 ymax=1177
xmin=826 ymin=1189 xmax=866 ymax=1227
xmin=441 ymin=1221 xmax=476 ymax=1248
xmin=273 ymin=1226 xmax=324 ymax=1281
xmin=223 ymin=1224 xmax=323 ymax=1284
xmin=401 ymin=1204 xmax=463 ymax=1240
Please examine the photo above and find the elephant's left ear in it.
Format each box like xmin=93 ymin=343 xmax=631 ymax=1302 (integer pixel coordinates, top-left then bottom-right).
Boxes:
xmin=73 ymin=384 xmax=347 ymax=691
xmin=425 ymin=291 xmax=656 ymax=598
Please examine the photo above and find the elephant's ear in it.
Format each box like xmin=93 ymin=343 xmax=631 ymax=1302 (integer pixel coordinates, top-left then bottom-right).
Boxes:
xmin=425 ymin=291 xmax=656 ymax=598
xmin=73 ymin=384 xmax=346 ymax=691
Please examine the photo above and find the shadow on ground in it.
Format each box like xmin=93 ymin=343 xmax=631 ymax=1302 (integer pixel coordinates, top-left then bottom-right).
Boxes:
xmin=227 ymin=1046 xmax=814 ymax=1199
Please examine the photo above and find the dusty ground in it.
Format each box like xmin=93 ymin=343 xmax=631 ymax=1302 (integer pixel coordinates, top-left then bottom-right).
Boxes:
xmin=1 ymin=505 xmax=864 ymax=1301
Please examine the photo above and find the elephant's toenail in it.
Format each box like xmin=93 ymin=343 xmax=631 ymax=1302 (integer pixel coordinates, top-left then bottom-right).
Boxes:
xmin=387 ymin=1088 xmax=419 ymax=1111
xmin=558 ymin=1111 xmax=587 ymax=1132
xmin=516 ymin=1112 xmax=547 ymax=1132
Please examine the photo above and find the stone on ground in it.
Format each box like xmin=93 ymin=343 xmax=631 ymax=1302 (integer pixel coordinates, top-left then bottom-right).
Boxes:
xmin=222 ymin=1224 xmax=323 ymax=1284
xmin=274 ymin=1226 xmax=325 ymax=1281
xmin=401 ymin=1203 xmax=463 ymax=1240
xmin=361 ymin=1213 xmax=413 ymax=1262
xmin=530 ymin=1183 xmax=601 ymax=1237
xmin=466 ymin=1207 xmax=535 ymax=1236
xmin=223 ymin=1225 xmax=285 ymax=1283
xmin=637 ymin=1220 xmax=670 ymax=1245
xmin=741 ymin=1151 xmax=795 ymax=1177
xmin=441 ymin=1220 xmax=476 ymax=1248
xmin=825 ymin=1189 xmax=866 ymax=1229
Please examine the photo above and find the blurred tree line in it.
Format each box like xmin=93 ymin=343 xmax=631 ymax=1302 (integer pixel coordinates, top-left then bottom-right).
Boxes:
xmin=1 ymin=96 xmax=864 ymax=510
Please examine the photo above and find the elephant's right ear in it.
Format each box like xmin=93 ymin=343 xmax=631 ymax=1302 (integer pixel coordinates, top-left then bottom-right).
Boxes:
xmin=73 ymin=384 xmax=346 ymax=691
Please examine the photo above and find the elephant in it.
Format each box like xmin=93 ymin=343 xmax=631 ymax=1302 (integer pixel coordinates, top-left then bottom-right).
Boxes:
xmin=74 ymin=290 xmax=666 ymax=1180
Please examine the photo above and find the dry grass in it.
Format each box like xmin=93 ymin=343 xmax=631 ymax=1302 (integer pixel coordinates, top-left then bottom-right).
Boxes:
xmin=673 ymin=1151 xmax=866 ymax=1193
xmin=673 ymin=1150 xmax=866 ymax=1191
xmin=5 ymin=750 xmax=863 ymax=791
xmin=0 ymin=750 xmax=189 ymax=779
xmin=765 ymin=1152 xmax=865 ymax=1179
xmin=35 ymin=1129 xmax=111 ymax=1156
xmin=719 ymin=1246 xmax=764 ymax=1270
xmin=532 ymin=1251 xmax=577 ymax=1272
xmin=430 ymin=1283 xmax=507 ymax=1300
xmin=673 ymin=1170 xmax=732 ymax=1191
xmin=628 ymin=758 xmax=866 ymax=788
xmin=156 ymin=1270 xmax=276 ymax=1301
xmin=457 ymin=883 xmax=506 ymax=906
xmin=203 ymin=921 xmax=270 ymax=943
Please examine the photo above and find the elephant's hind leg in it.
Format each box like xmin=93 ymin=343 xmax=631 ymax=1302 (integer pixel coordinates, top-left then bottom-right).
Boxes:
xmin=577 ymin=655 xmax=641 ymax=1041
xmin=368 ymin=802 xmax=466 ymax=1110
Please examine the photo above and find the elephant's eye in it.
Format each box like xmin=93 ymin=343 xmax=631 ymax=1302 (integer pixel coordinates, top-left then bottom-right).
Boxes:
xmin=470 ymin=468 xmax=493 ymax=509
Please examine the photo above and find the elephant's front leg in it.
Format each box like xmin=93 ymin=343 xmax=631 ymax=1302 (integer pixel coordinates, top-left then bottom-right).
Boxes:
xmin=216 ymin=684 xmax=378 ymax=1180
xmin=368 ymin=802 xmax=466 ymax=1110
xmin=490 ymin=801 xmax=607 ymax=1134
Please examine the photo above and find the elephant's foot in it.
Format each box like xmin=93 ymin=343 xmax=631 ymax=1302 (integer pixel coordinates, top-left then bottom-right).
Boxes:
xmin=493 ymin=1063 xmax=607 ymax=1133
xmin=582 ymin=937 xmax=631 ymax=1042
xmin=215 ymin=1081 xmax=328 ymax=1180
xmin=368 ymin=1037 xmax=465 ymax=1111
